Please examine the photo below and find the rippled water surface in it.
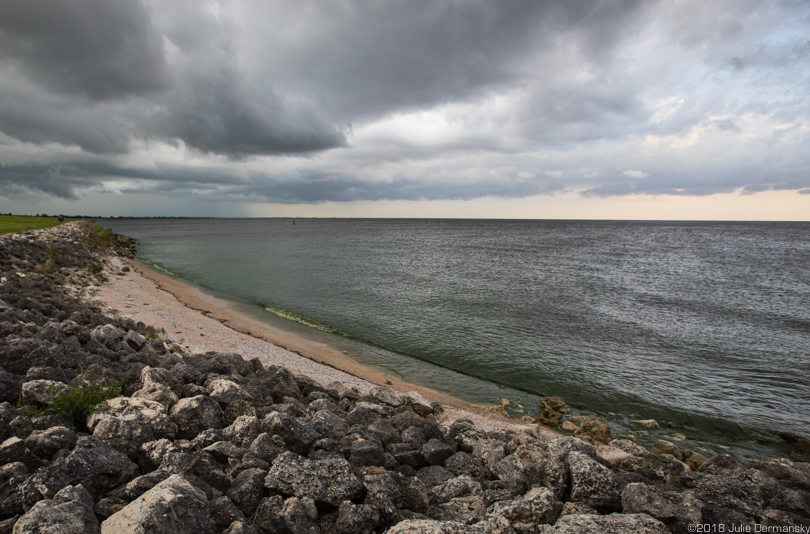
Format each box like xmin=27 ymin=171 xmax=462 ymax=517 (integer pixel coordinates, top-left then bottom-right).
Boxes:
xmin=102 ymin=218 xmax=810 ymax=458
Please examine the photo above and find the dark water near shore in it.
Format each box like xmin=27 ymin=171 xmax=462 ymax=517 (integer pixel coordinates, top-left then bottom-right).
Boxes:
xmin=101 ymin=218 xmax=810 ymax=460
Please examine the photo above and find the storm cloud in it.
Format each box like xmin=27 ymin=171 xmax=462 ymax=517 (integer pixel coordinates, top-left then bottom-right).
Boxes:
xmin=0 ymin=0 xmax=808 ymax=210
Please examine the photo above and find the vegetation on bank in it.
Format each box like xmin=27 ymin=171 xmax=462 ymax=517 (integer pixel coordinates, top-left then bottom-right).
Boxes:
xmin=0 ymin=215 xmax=77 ymax=235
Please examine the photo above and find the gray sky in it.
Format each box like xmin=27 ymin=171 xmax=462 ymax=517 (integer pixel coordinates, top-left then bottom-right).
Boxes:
xmin=0 ymin=0 xmax=808 ymax=219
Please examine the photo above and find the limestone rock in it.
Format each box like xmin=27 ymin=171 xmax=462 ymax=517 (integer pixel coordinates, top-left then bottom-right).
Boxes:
xmin=19 ymin=436 xmax=138 ymax=508
xmin=567 ymin=451 xmax=623 ymax=513
xmin=88 ymin=396 xmax=177 ymax=441
xmin=13 ymin=484 xmax=99 ymax=534
xmin=20 ymin=380 xmax=70 ymax=406
xmin=538 ymin=408 xmax=563 ymax=427
xmin=540 ymin=396 xmax=567 ymax=413
xmin=265 ymin=451 xmax=363 ymax=507
xmin=208 ymin=379 xmax=252 ymax=405
xmin=622 ymin=482 xmax=703 ymax=534
xmin=651 ymin=439 xmax=680 ymax=458
xmin=538 ymin=512 xmax=671 ymax=533
xmin=169 ymin=395 xmax=224 ymax=439
xmin=100 ymin=474 xmax=215 ymax=534
xmin=24 ymin=426 xmax=78 ymax=460
xmin=489 ymin=486 xmax=564 ymax=529
xmin=265 ymin=412 xmax=320 ymax=454
xmin=573 ymin=417 xmax=612 ymax=445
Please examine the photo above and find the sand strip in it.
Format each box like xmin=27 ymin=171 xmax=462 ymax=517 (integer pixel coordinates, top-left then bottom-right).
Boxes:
xmin=94 ymin=256 xmax=557 ymax=437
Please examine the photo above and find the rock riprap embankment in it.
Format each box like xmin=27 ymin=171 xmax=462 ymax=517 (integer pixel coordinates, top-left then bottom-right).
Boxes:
xmin=0 ymin=222 xmax=808 ymax=533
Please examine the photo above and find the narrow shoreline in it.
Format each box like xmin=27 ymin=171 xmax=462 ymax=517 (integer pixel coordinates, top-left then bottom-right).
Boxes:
xmin=95 ymin=255 xmax=559 ymax=438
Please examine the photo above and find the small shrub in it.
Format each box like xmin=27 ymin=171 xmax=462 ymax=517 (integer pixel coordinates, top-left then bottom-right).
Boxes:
xmin=88 ymin=263 xmax=103 ymax=275
xmin=51 ymin=381 xmax=123 ymax=431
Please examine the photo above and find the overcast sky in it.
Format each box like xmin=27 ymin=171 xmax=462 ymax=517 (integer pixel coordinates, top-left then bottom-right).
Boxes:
xmin=0 ymin=0 xmax=808 ymax=219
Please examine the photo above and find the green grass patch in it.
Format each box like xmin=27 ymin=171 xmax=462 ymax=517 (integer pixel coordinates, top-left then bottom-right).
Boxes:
xmin=88 ymin=263 xmax=103 ymax=275
xmin=51 ymin=381 xmax=123 ymax=431
xmin=81 ymin=220 xmax=119 ymax=248
xmin=0 ymin=215 xmax=76 ymax=235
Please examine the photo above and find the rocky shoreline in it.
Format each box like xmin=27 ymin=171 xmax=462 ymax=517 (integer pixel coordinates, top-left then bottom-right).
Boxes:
xmin=0 ymin=222 xmax=808 ymax=533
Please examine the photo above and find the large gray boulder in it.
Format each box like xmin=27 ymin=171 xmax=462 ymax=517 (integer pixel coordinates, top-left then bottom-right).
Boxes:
xmin=169 ymin=395 xmax=224 ymax=439
xmin=19 ymin=437 xmax=138 ymax=508
xmin=622 ymin=482 xmax=703 ymax=534
xmin=88 ymin=397 xmax=177 ymax=441
xmin=538 ymin=512 xmax=671 ymax=533
xmin=265 ymin=451 xmax=363 ymax=507
xmin=265 ymin=412 xmax=321 ymax=454
xmin=20 ymin=380 xmax=70 ymax=406
xmin=0 ymin=371 xmax=21 ymax=404
xmin=568 ymin=451 xmax=623 ymax=513
xmin=489 ymin=486 xmax=564 ymax=529
xmin=13 ymin=485 xmax=99 ymax=534
xmin=100 ymin=474 xmax=215 ymax=534
xmin=24 ymin=426 xmax=78 ymax=460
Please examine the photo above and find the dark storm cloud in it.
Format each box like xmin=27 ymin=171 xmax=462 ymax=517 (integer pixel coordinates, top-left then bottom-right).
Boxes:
xmin=254 ymin=0 xmax=646 ymax=120
xmin=0 ymin=0 xmax=169 ymax=100
xmin=0 ymin=0 xmax=808 ymax=206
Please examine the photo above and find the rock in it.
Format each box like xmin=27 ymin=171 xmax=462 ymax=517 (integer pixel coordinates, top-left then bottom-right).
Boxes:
xmin=210 ymin=496 xmax=245 ymax=533
xmin=114 ymin=470 xmax=172 ymax=501
xmin=20 ymin=379 xmax=70 ymax=406
xmin=0 ymin=462 xmax=28 ymax=518
xmin=169 ymin=395 xmax=224 ymax=439
xmin=24 ymin=426 xmax=78 ymax=459
xmin=350 ymin=438 xmax=387 ymax=468
xmin=100 ymin=474 xmax=215 ymax=534
xmin=253 ymin=495 xmax=319 ymax=534
xmin=682 ymin=450 xmax=708 ymax=471
xmin=13 ymin=484 xmax=99 ymax=534
xmin=573 ymin=417 xmax=612 ymax=445
xmin=90 ymin=324 xmax=126 ymax=351
xmin=92 ymin=416 xmax=155 ymax=459
xmin=138 ymin=438 xmax=183 ymax=472
xmin=403 ymin=391 xmax=434 ymax=417
xmin=384 ymin=519 xmax=479 ymax=533
xmin=651 ymin=439 xmax=680 ymax=458
xmin=561 ymin=420 xmax=578 ymax=432
xmin=490 ymin=486 xmax=564 ymax=529
xmin=540 ymin=396 xmax=567 ymax=412
xmin=227 ymin=468 xmax=266 ymax=517
xmin=423 ymin=438 xmax=456 ymax=466
xmin=538 ymin=512 xmax=671 ymax=533
xmin=265 ymin=451 xmax=363 ymax=506
xmin=0 ymin=372 xmax=21 ymax=404
xmin=567 ymin=451 xmax=623 ymax=513
xmin=538 ymin=408 xmax=563 ymax=427
xmin=428 ymin=475 xmax=482 ymax=506
xmin=208 ymin=379 xmax=252 ymax=405
xmin=265 ymin=412 xmax=320 ymax=454
xmin=622 ymin=482 xmax=703 ymax=534
xmin=791 ymin=438 xmax=810 ymax=463
xmin=0 ymin=437 xmax=43 ymax=471
xmin=19 ymin=436 xmax=138 ymax=508
xmin=88 ymin=396 xmax=177 ymax=441
xmin=309 ymin=409 xmax=350 ymax=440
xmin=333 ymin=500 xmax=381 ymax=534
xmin=124 ymin=330 xmax=147 ymax=351
xmin=367 ymin=386 xmax=405 ymax=407
xmin=632 ymin=419 xmax=659 ymax=428
xmin=222 ymin=521 xmax=258 ymax=534
xmin=131 ymin=383 xmax=179 ymax=409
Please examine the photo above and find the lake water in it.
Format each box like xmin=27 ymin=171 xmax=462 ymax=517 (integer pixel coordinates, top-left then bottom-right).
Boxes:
xmin=101 ymin=218 xmax=810 ymax=460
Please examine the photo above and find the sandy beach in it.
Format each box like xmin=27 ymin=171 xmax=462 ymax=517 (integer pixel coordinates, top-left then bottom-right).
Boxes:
xmin=94 ymin=255 xmax=557 ymax=437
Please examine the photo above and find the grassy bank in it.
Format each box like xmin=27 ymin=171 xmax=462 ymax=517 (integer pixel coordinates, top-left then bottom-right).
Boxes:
xmin=0 ymin=215 xmax=77 ymax=235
